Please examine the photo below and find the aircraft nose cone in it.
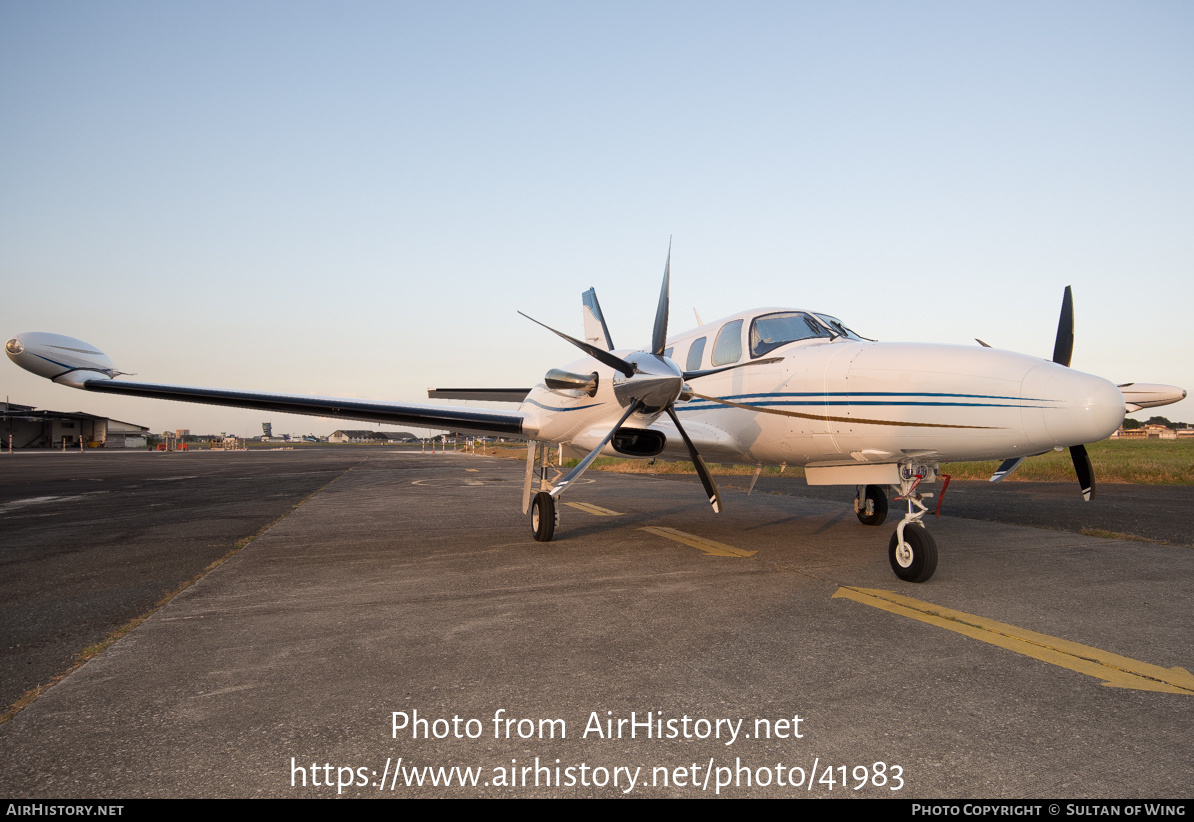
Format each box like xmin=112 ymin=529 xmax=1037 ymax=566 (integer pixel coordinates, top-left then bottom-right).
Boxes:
xmin=1023 ymin=363 xmax=1125 ymax=447
xmin=1087 ymin=377 xmax=1127 ymax=440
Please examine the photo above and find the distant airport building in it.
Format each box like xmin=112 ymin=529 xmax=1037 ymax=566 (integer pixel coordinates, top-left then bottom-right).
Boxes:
xmin=328 ymin=430 xmax=418 ymax=443
xmin=1114 ymin=423 xmax=1187 ymax=440
xmin=1 ymin=401 xmax=150 ymax=448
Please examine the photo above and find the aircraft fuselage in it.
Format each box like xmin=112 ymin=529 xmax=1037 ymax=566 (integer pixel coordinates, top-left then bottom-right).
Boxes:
xmin=521 ymin=308 xmax=1126 ymax=472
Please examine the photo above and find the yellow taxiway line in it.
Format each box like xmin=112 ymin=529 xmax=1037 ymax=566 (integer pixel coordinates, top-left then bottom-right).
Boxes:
xmin=640 ymin=527 xmax=757 ymax=558
xmin=834 ymin=587 xmax=1194 ymax=695
xmin=563 ymin=501 xmax=623 ymax=517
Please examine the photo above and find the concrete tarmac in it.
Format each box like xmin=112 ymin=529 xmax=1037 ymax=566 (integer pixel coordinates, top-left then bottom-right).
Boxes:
xmin=1 ymin=449 xmax=1191 ymax=798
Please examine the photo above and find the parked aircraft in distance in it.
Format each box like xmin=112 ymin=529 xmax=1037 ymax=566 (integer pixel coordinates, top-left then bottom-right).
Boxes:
xmin=6 ymin=250 xmax=1185 ymax=582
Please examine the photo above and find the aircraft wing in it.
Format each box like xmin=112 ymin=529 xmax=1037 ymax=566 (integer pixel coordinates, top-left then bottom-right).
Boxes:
xmin=5 ymin=331 xmax=525 ymax=436
xmin=83 ymin=379 xmax=526 ymax=435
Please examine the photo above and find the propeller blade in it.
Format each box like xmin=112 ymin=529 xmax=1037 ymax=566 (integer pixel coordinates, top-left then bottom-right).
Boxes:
xmin=665 ymin=406 xmax=723 ymax=513
xmin=1052 ymin=285 xmax=1074 ymax=367
xmin=682 ymin=357 xmax=783 ymax=381
xmin=549 ymin=400 xmax=641 ymax=497
xmin=652 ymin=242 xmax=671 ymax=356
xmin=1070 ymin=443 xmax=1095 ymax=501
xmin=989 ymin=456 xmax=1025 ymax=482
xmin=518 ymin=312 xmax=636 ymax=377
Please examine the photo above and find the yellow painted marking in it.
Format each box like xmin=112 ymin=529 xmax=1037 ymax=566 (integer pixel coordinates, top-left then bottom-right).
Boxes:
xmin=640 ymin=527 xmax=757 ymax=558
xmin=465 ymin=468 xmax=479 ymax=472
xmin=834 ymin=587 xmax=1194 ymax=695
xmin=564 ymin=501 xmax=622 ymax=517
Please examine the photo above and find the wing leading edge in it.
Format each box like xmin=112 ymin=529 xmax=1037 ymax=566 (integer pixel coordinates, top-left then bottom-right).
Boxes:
xmin=5 ymin=331 xmax=525 ymax=436
xmin=82 ymin=379 xmax=526 ymax=436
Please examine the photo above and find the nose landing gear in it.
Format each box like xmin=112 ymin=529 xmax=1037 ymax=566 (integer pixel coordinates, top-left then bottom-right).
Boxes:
xmin=888 ymin=520 xmax=938 ymax=582
xmin=887 ymin=476 xmax=938 ymax=582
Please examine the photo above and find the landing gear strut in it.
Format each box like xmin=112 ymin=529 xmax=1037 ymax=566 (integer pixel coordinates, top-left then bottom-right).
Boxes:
xmin=885 ymin=468 xmax=939 ymax=582
xmin=524 ymin=440 xmax=562 ymax=542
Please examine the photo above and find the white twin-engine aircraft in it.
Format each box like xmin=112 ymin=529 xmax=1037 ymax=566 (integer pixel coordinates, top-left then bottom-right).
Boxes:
xmin=6 ymin=252 xmax=1185 ymax=583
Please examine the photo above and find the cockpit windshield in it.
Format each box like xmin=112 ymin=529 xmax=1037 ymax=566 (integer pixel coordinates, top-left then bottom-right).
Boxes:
xmin=749 ymin=312 xmax=828 ymax=357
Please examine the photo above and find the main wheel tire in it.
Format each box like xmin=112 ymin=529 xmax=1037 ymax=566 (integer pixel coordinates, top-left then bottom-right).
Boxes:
xmin=530 ymin=491 xmax=556 ymax=542
xmin=856 ymin=485 xmax=888 ymax=526
xmin=888 ymin=525 xmax=938 ymax=583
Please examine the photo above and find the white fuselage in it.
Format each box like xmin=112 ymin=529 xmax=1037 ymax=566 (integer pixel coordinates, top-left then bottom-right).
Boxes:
xmin=520 ymin=308 xmax=1126 ymax=471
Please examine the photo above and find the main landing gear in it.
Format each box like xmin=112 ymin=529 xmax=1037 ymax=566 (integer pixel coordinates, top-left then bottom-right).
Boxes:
xmin=854 ymin=485 xmax=888 ymax=526
xmin=531 ymin=491 xmax=558 ymax=542
xmin=524 ymin=440 xmax=562 ymax=542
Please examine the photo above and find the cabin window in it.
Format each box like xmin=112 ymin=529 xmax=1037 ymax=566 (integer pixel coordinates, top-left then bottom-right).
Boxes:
xmin=711 ymin=320 xmax=743 ymax=366
xmin=685 ymin=337 xmax=706 ymax=372
xmin=749 ymin=312 xmax=827 ymax=357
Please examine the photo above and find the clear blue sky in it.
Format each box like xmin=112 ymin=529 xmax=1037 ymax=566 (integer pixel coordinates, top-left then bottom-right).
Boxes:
xmin=2 ymin=1 xmax=1191 ymax=436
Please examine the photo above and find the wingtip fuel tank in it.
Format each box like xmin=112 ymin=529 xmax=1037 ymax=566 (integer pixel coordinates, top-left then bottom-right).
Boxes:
xmin=5 ymin=332 xmax=117 ymax=388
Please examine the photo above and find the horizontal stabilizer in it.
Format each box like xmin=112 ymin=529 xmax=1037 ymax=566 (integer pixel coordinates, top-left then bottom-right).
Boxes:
xmin=427 ymin=388 xmax=531 ymax=403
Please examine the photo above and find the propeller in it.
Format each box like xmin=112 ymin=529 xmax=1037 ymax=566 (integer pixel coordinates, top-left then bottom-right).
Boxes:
xmin=521 ymin=245 xmax=724 ymax=513
xmin=988 ymin=287 xmax=1096 ymax=498
xmin=1052 ymin=286 xmax=1074 ymax=368
xmin=1069 ymin=443 xmax=1095 ymax=502
xmin=1050 ymin=286 xmax=1096 ymax=501
xmin=550 ymin=400 xmax=643 ymax=497
xmin=517 ymin=312 xmax=636 ymax=377
xmin=651 ymin=240 xmax=671 ymax=356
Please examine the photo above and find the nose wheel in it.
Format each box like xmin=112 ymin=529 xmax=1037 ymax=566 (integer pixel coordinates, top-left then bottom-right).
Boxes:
xmin=885 ymin=477 xmax=938 ymax=582
xmin=888 ymin=524 xmax=937 ymax=582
